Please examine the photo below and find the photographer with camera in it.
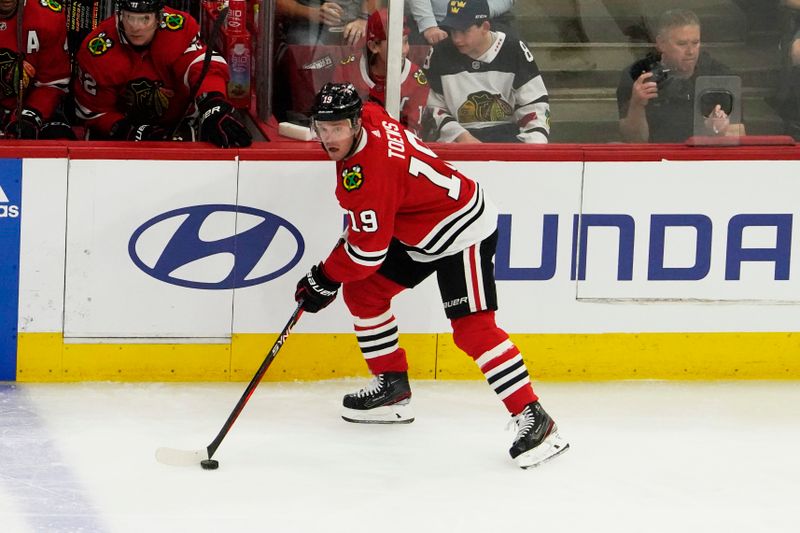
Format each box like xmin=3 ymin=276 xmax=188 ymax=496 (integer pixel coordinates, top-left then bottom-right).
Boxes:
xmin=616 ymin=9 xmax=731 ymax=143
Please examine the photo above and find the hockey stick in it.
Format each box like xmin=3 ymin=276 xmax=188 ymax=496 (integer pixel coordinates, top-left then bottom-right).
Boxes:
xmin=155 ymin=302 xmax=304 ymax=467
xmin=169 ymin=5 xmax=228 ymax=140
xmin=13 ymin=0 xmax=25 ymax=137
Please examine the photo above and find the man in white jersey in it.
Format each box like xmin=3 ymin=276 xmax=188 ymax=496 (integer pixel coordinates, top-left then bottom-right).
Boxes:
xmin=423 ymin=0 xmax=550 ymax=143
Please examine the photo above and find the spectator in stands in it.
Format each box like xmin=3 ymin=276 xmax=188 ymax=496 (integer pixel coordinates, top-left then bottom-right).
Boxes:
xmin=277 ymin=0 xmax=374 ymax=46
xmin=407 ymin=0 xmax=514 ymax=45
xmin=617 ymin=9 xmax=732 ymax=143
xmin=73 ymin=0 xmax=251 ymax=148
xmin=332 ymin=8 xmax=430 ymax=133
xmin=783 ymin=1 xmax=800 ymax=65
xmin=423 ymin=0 xmax=550 ymax=143
xmin=272 ymin=0 xmax=377 ymax=123
xmin=775 ymin=0 xmax=800 ymax=138
xmin=0 ymin=0 xmax=73 ymax=139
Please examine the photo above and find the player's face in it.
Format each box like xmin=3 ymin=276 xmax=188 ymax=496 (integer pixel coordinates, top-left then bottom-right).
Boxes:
xmin=448 ymin=22 xmax=490 ymax=58
xmin=657 ymin=24 xmax=701 ymax=77
xmin=313 ymin=118 xmax=360 ymax=161
xmin=0 ymin=0 xmax=18 ymax=18
xmin=120 ymin=10 xmax=160 ymax=46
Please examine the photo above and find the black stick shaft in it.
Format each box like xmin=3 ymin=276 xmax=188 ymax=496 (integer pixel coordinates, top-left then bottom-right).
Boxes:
xmin=206 ymin=303 xmax=304 ymax=459
xmin=15 ymin=0 xmax=25 ymax=137
xmin=171 ymin=6 xmax=228 ymax=139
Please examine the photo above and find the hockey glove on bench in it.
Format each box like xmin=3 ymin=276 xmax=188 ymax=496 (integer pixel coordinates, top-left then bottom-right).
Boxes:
xmin=196 ymin=92 xmax=252 ymax=148
xmin=110 ymin=119 xmax=170 ymax=141
xmin=295 ymin=263 xmax=340 ymax=313
xmin=5 ymin=108 xmax=43 ymax=139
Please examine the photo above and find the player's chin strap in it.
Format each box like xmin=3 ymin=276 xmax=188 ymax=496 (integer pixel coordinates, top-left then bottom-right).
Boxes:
xmin=342 ymin=121 xmax=365 ymax=160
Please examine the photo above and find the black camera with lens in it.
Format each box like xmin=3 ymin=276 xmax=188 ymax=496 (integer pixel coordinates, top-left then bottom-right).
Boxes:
xmin=648 ymin=62 xmax=670 ymax=86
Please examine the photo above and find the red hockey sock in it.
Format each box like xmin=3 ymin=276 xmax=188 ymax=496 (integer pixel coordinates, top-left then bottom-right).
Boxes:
xmin=451 ymin=311 xmax=538 ymax=415
xmin=353 ymin=311 xmax=408 ymax=374
xmin=343 ymin=275 xmax=409 ymax=375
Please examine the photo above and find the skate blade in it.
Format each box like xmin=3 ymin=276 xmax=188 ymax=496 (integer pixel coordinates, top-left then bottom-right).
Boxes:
xmin=341 ymin=402 xmax=415 ymax=424
xmin=516 ymin=431 xmax=570 ymax=469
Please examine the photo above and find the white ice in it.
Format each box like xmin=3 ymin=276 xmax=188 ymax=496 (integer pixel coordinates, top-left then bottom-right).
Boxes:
xmin=0 ymin=380 xmax=798 ymax=533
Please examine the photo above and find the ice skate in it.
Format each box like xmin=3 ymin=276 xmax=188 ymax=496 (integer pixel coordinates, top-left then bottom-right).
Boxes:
xmin=342 ymin=372 xmax=414 ymax=424
xmin=509 ymin=401 xmax=569 ymax=468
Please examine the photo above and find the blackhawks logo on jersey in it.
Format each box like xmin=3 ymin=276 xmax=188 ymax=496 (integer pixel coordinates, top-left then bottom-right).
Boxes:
xmin=40 ymin=0 xmax=63 ymax=13
xmin=457 ymin=90 xmax=512 ymax=124
xmin=413 ymin=70 xmax=427 ymax=86
xmin=0 ymin=49 xmax=33 ymax=98
xmin=162 ymin=12 xmax=186 ymax=31
xmin=122 ymin=77 xmax=173 ymax=122
xmin=341 ymin=165 xmax=364 ymax=192
xmin=88 ymin=32 xmax=113 ymax=56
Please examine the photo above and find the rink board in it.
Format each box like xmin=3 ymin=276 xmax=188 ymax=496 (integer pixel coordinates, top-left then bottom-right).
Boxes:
xmin=6 ymin=144 xmax=800 ymax=381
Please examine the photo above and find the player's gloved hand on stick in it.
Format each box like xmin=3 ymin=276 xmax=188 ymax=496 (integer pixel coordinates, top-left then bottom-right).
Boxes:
xmin=295 ymin=263 xmax=340 ymax=313
xmin=110 ymin=119 xmax=170 ymax=141
xmin=5 ymin=108 xmax=43 ymax=139
xmin=196 ymin=92 xmax=253 ymax=148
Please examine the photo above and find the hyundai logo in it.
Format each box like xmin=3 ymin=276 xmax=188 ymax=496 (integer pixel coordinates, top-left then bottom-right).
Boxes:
xmin=129 ymin=204 xmax=304 ymax=289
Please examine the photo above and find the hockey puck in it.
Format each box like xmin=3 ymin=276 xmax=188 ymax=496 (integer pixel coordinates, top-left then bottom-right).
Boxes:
xmin=200 ymin=459 xmax=219 ymax=470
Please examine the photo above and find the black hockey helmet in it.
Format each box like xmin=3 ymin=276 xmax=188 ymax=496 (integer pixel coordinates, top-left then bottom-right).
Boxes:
xmin=311 ymin=83 xmax=363 ymax=124
xmin=117 ymin=0 xmax=164 ymax=13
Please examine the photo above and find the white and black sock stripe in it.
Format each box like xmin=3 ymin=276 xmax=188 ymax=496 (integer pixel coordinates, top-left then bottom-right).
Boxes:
xmin=479 ymin=341 xmax=531 ymax=400
xmin=354 ymin=311 xmax=399 ymax=360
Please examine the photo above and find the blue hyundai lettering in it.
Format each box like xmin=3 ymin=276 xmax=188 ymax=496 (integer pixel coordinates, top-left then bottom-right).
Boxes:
xmin=496 ymin=213 xmax=793 ymax=282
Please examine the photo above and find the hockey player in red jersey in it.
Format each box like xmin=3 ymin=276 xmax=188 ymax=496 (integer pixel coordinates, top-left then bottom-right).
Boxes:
xmin=295 ymin=82 xmax=569 ymax=468
xmin=73 ymin=0 xmax=251 ymax=147
xmin=332 ymin=8 xmax=429 ymax=134
xmin=0 ymin=0 xmax=72 ymax=139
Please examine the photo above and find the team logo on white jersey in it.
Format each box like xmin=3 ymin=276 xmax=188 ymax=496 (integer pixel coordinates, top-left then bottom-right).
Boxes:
xmin=0 ymin=184 xmax=20 ymax=218
xmin=458 ymin=90 xmax=513 ymax=123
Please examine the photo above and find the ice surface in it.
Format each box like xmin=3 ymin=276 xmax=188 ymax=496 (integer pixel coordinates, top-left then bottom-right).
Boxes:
xmin=0 ymin=380 xmax=797 ymax=533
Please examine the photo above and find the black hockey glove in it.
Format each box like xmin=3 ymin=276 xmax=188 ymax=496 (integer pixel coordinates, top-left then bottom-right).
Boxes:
xmin=39 ymin=120 xmax=77 ymax=140
xmin=5 ymin=108 xmax=43 ymax=139
xmin=110 ymin=119 xmax=170 ymax=141
xmin=295 ymin=263 xmax=341 ymax=313
xmin=196 ymin=92 xmax=252 ymax=148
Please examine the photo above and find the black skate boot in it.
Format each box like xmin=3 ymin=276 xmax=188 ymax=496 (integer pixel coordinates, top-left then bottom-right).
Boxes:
xmin=509 ymin=401 xmax=569 ymax=468
xmin=341 ymin=372 xmax=414 ymax=424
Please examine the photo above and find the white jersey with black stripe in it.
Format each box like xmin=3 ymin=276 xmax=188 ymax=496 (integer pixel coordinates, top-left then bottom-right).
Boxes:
xmin=424 ymin=31 xmax=550 ymax=144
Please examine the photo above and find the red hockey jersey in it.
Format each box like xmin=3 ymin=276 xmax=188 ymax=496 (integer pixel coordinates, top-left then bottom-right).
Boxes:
xmin=73 ymin=7 xmax=229 ymax=136
xmin=332 ymin=54 xmax=429 ymax=134
xmin=0 ymin=0 xmax=69 ymax=120
xmin=322 ymin=102 xmax=498 ymax=284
